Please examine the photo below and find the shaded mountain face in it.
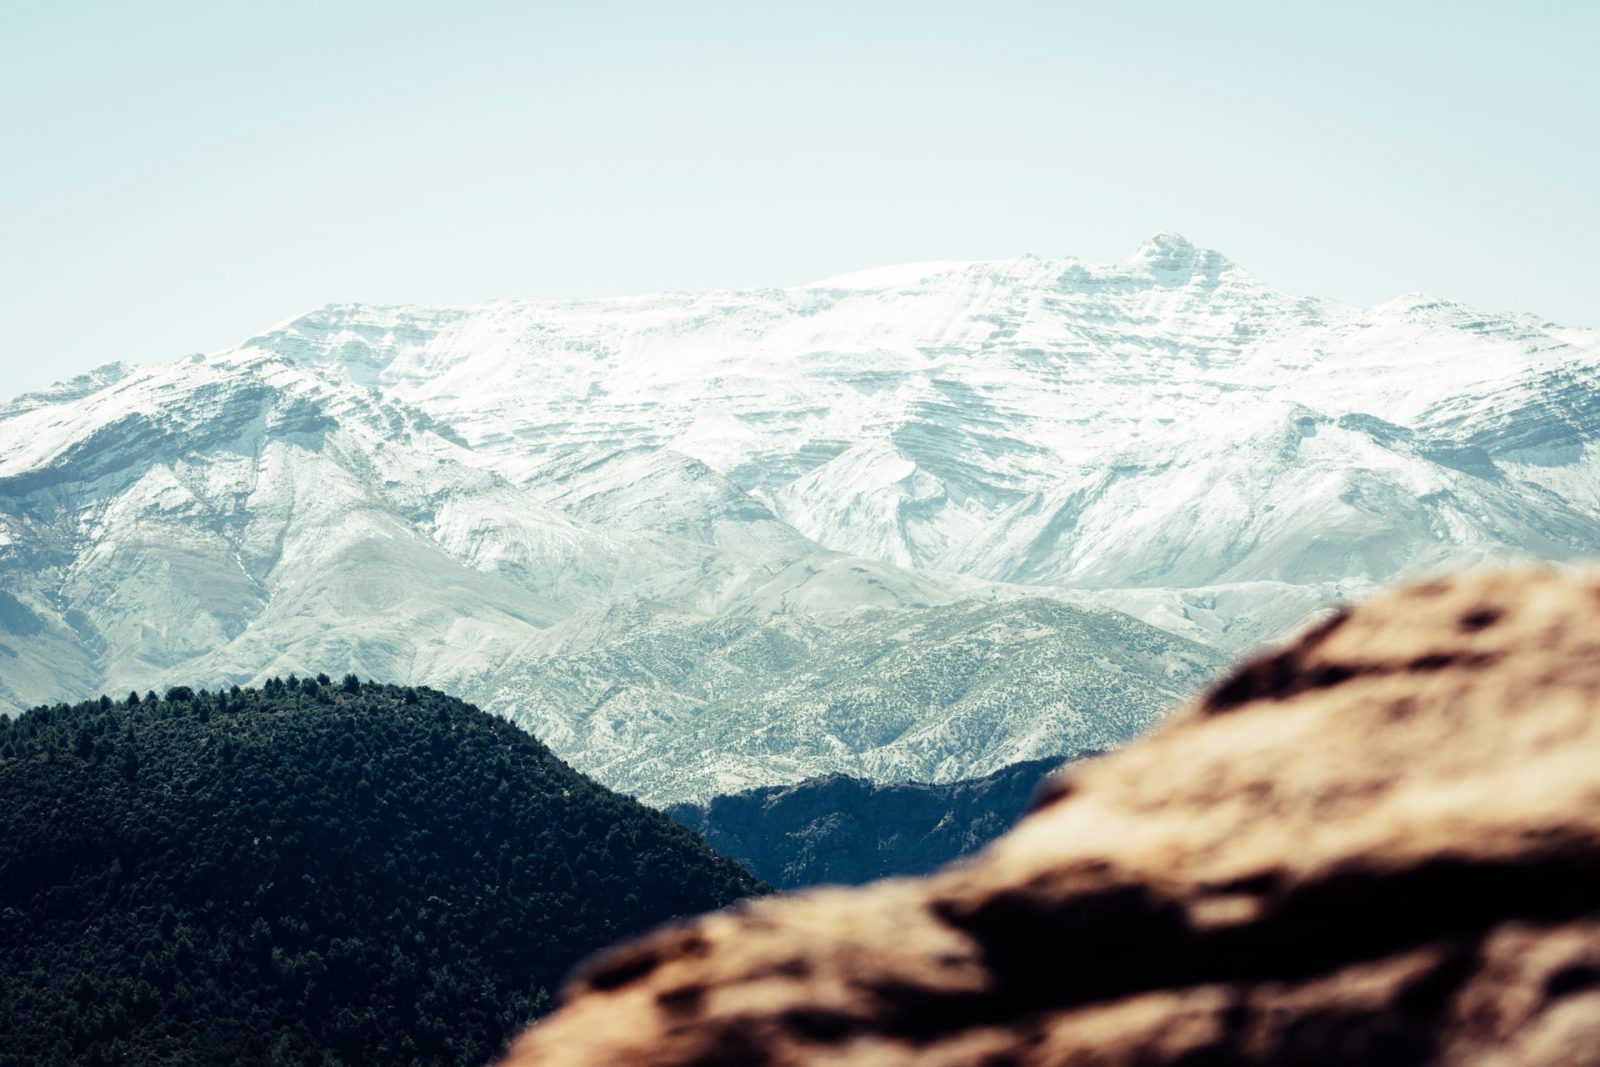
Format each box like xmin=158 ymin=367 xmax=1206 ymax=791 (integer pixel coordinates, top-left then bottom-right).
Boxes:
xmin=2 ymin=236 xmax=1598 ymax=801
xmin=666 ymin=756 xmax=1069 ymax=890
xmin=0 ymin=682 xmax=762 ymax=1067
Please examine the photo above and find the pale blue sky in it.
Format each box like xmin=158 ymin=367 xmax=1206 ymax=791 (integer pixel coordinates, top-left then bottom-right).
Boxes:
xmin=2 ymin=1 xmax=1595 ymax=398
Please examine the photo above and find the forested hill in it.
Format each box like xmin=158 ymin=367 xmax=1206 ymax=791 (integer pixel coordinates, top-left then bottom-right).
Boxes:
xmin=667 ymin=756 xmax=1076 ymax=890
xmin=0 ymin=679 xmax=764 ymax=1067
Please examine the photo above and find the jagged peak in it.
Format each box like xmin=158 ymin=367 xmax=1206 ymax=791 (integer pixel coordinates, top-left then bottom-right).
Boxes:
xmin=1126 ymin=232 xmax=1236 ymax=280
xmin=1133 ymin=231 xmax=1196 ymax=259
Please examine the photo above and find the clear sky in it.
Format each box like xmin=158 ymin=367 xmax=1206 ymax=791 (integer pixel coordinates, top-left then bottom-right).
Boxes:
xmin=2 ymin=1 xmax=1596 ymax=398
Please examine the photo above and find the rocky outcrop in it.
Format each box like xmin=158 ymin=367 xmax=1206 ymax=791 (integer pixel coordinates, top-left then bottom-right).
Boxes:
xmin=501 ymin=569 xmax=1600 ymax=1066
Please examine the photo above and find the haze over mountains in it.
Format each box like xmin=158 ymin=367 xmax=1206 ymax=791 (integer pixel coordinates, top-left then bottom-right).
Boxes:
xmin=3 ymin=234 xmax=1597 ymax=802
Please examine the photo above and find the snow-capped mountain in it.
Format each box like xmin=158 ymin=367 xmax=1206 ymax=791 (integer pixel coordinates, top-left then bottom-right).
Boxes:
xmin=2 ymin=234 xmax=1597 ymax=801
xmin=247 ymin=233 xmax=1600 ymax=577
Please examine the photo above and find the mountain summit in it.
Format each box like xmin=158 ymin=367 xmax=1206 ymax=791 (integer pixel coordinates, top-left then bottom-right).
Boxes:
xmin=1128 ymin=230 xmax=1207 ymax=269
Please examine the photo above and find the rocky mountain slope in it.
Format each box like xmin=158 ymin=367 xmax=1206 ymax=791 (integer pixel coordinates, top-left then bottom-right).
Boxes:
xmin=478 ymin=596 xmax=1209 ymax=800
xmin=667 ymin=756 xmax=1065 ymax=889
xmin=2 ymin=236 xmax=1597 ymax=801
xmin=0 ymin=350 xmax=1215 ymax=801
xmin=503 ymin=568 xmax=1600 ymax=1067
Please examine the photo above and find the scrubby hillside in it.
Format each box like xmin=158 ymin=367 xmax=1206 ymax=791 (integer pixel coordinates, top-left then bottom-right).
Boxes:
xmin=0 ymin=680 xmax=763 ymax=1067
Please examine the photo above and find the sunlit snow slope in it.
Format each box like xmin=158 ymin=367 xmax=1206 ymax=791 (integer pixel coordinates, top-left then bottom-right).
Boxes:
xmin=3 ymin=234 xmax=1597 ymax=801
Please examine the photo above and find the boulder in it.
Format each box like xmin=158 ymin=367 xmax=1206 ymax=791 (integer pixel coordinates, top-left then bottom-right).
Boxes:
xmin=502 ymin=570 xmax=1600 ymax=1066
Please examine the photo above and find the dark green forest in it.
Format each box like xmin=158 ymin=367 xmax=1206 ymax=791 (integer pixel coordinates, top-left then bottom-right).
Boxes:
xmin=668 ymin=756 xmax=1070 ymax=889
xmin=0 ymin=678 xmax=764 ymax=1066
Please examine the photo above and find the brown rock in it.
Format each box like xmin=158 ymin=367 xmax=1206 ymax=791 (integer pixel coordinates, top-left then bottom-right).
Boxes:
xmin=501 ymin=570 xmax=1600 ymax=1066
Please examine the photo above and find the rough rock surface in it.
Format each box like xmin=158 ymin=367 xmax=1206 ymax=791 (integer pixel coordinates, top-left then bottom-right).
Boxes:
xmin=501 ymin=569 xmax=1600 ymax=1066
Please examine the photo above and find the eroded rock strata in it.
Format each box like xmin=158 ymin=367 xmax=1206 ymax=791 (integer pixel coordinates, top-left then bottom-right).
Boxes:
xmin=503 ymin=569 xmax=1600 ymax=1066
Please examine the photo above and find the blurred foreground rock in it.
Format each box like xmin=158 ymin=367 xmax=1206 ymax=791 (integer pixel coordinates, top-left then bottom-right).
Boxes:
xmin=502 ymin=570 xmax=1600 ymax=1066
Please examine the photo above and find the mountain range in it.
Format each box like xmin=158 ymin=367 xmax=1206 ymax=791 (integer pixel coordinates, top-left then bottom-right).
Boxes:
xmin=2 ymin=234 xmax=1596 ymax=802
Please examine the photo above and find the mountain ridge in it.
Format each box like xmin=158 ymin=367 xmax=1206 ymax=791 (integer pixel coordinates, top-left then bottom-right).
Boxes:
xmin=3 ymin=235 xmax=1597 ymax=803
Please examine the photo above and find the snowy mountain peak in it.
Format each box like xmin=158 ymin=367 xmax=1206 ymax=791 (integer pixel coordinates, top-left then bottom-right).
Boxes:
xmin=1126 ymin=231 xmax=1237 ymax=282
xmin=1132 ymin=230 xmax=1196 ymax=259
